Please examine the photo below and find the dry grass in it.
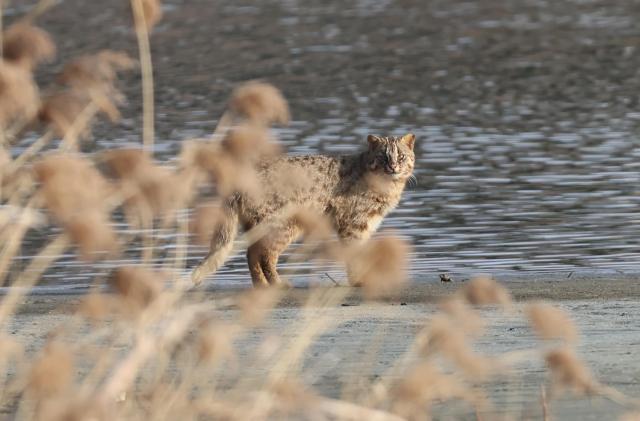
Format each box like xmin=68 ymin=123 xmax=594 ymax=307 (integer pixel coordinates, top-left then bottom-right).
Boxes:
xmin=545 ymin=347 xmax=596 ymax=395
xmin=0 ymin=2 xmax=637 ymax=421
xmin=0 ymin=61 xmax=40 ymax=130
xmin=228 ymin=80 xmax=290 ymax=126
xmin=346 ymin=236 xmax=411 ymax=298
xmin=2 ymin=22 xmax=55 ymax=71
xmin=526 ymin=301 xmax=579 ymax=343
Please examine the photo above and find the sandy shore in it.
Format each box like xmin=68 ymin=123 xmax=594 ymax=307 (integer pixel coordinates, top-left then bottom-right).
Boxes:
xmin=16 ymin=271 xmax=640 ymax=311
xmin=4 ymin=274 xmax=640 ymax=419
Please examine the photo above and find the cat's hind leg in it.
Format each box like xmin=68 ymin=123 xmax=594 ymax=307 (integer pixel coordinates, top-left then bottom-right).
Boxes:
xmin=260 ymin=226 xmax=299 ymax=287
xmin=247 ymin=242 xmax=270 ymax=287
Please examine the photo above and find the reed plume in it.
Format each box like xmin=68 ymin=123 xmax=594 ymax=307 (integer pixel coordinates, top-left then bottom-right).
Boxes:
xmin=196 ymin=320 xmax=237 ymax=366
xmin=37 ymin=397 xmax=106 ymax=421
xmin=58 ymin=50 xmax=135 ymax=90
xmin=34 ymin=154 xmax=111 ymax=221
xmin=545 ymin=347 xmax=596 ymax=395
xmin=228 ymin=81 xmax=290 ymax=126
xmin=65 ymin=211 xmax=119 ymax=260
xmin=188 ymin=141 xmax=261 ymax=199
xmin=438 ymin=297 xmax=486 ymax=336
xmin=38 ymin=91 xmax=94 ymax=142
xmin=140 ymin=0 xmax=163 ymax=31
xmin=269 ymin=379 xmax=319 ymax=414
xmin=392 ymin=362 xmax=469 ymax=420
xmin=77 ymin=292 xmax=116 ymax=323
xmin=221 ymin=123 xmax=281 ymax=162
xmin=108 ymin=266 xmax=163 ymax=316
xmin=0 ymin=62 xmax=40 ymax=129
xmin=291 ymin=208 xmax=334 ymax=243
xmin=458 ymin=276 xmax=512 ymax=307
xmin=27 ymin=341 xmax=74 ymax=398
xmin=33 ymin=154 xmax=117 ymax=259
xmin=190 ymin=201 xmax=226 ymax=246
xmin=420 ymin=315 xmax=493 ymax=380
xmin=39 ymin=50 xmax=135 ymax=147
xmin=2 ymin=22 xmax=55 ymax=71
xmin=346 ymin=235 xmax=411 ymax=298
xmin=526 ymin=302 xmax=578 ymax=343
xmin=236 ymin=287 xmax=280 ymax=325
xmin=102 ymin=148 xmax=191 ymax=227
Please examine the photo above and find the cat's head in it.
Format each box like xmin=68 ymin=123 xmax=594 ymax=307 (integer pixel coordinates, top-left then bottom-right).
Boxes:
xmin=364 ymin=133 xmax=416 ymax=181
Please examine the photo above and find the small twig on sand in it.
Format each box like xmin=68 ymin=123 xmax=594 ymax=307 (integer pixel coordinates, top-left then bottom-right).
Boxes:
xmin=567 ymin=271 xmax=573 ymax=279
xmin=324 ymin=272 xmax=340 ymax=286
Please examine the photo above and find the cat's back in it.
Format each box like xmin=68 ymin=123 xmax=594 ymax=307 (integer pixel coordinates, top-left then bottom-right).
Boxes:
xmin=257 ymin=153 xmax=344 ymax=191
xmin=235 ymin=153 xmax=349 ymax=217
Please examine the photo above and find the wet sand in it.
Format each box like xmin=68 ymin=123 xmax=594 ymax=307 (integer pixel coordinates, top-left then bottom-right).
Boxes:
xmin=15 ymin=272 xmax=640 ymax=313
xmin=8 ymin=275 xmax=640 ymax=419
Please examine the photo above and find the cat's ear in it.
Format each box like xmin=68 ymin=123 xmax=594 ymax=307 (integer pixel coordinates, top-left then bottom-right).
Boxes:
xmin=400 ymin=133 xmax=415 ymax=150
xmin=367 ymin=135 xmax=383 ymax=147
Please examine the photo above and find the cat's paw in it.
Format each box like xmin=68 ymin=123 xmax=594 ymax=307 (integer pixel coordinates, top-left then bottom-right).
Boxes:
xmin=272 ymin=279 xmax=292 ymax=289
xmin=190 ymin=267 xmax=205 ymax=287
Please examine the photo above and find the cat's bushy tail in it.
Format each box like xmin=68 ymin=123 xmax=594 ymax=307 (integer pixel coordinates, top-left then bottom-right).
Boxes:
xmin=191 ymin=205 xmax=239 ymax=286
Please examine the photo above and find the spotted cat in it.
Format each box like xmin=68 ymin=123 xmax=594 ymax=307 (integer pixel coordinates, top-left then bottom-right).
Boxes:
xmin=191 ymin=133 xmax=416 ymax=287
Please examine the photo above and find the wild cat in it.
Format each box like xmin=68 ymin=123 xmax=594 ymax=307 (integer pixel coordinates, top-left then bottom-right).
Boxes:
xmin=191 ymin=133 xmax=416 ymax=287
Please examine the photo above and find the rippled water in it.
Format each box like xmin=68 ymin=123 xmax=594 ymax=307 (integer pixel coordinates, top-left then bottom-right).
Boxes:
xmin=10 ymin=0 xmax=640 ymax=290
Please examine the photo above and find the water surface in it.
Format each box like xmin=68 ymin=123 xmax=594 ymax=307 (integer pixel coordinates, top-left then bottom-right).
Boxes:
xmin=9 ymin=0 xmax=640 ymax=290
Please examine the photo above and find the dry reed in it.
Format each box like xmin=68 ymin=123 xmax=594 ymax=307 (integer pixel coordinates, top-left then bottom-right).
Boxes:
xmin=391 ymin=362 xmax=473 ymax=420
xmin=39 ymin=91 xmax=94 ymax=142
xmin=32 ymin=154 xmax=120 ymax=259
xmin=228 ymin=81 xmax=290 ymax=126
xmin=103 ymin=148 xmax=192 ymax=228
xmin=545 ymin=347 xmax=597 ymax=395
xmin=2 ymin=22 xmax=55 ymax=71
xmin=190 ymin=201 xmax=226 ymax=246
xmin=108 ymin=266 xmax=163 ymax=316
xmin=0 ymin=62 xmax=39 ymax=129
xmin=130 ymin=0 xmax=158 ymax=151
xmin=345 ymin=235 xmax=411 ymax=298
xmin=458 ymin=276 xmax=512 ymax=307
xmin=420 ymin=314 xmax=494 ymax=380
xmin=526 ymin=301 xmax=578 ymax=343
xmin=58 ymin=50 xmax=135 ymax=90
xmin=0 ymin=3 xmax=637 ymax=420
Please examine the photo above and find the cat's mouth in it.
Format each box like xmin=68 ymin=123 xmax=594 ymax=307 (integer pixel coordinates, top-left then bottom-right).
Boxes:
xmin=383 ymin=166 xmax=399 ymax=176
xmin=378 ymin=165 xmax=408 ymax=180
xmin=384 ymin=170 xmax=407 ymax=181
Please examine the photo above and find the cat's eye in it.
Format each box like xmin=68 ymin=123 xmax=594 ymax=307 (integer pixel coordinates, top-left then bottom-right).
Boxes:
xmin=398 ymin=154 xmax=405 ymax=162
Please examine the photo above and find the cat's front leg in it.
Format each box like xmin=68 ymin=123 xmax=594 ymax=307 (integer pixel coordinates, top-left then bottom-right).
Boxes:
xmin=338 ymin=230 xmax=370 ymax=287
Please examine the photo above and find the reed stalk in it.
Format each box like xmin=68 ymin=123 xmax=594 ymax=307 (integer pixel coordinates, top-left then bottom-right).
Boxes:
xmin=130 ymin=0 xmax=155 ymax=153
xmin=0 ymin=233 xmax=69 ymax=325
